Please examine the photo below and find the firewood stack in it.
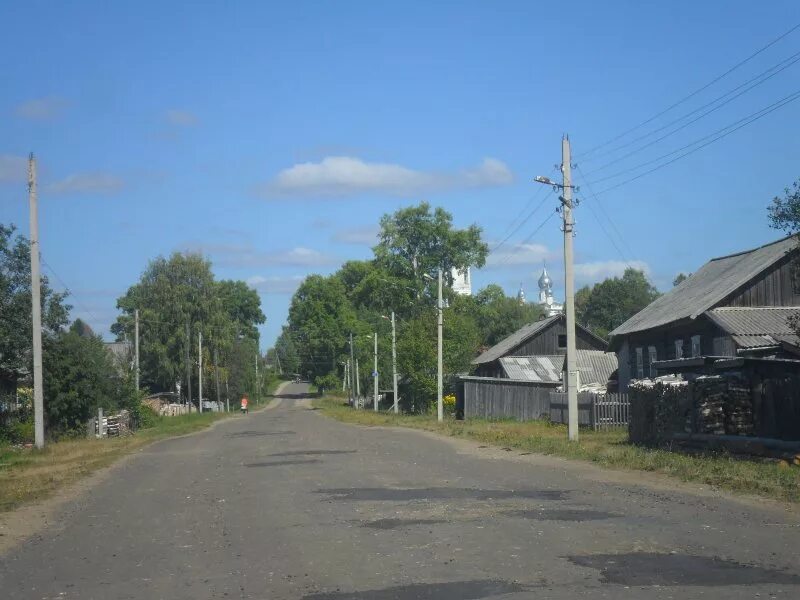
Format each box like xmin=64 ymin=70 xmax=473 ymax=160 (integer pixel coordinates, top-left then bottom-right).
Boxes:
xmin=694 ymin=376 xmax=726 ymax=435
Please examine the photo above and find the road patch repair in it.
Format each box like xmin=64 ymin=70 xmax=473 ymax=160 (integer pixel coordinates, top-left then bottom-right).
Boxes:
xmin=568 ymin=552 xmax=800 ymax=586
xmin=243 ymin=459 xmax=322 ymax=467
xmin=302 ymin=579 xmax=528 ymax=599
xmin=269 ymin=450 xmax=357 ymax=456
xmin=316 ymin=487 xmax=568 ymax=501
xmin=360 ymin=518 xmax=448 ymax=530
xmin=225 ymin=430 xmax=296 ymax=437
xmin=504 ymin=508 xmax=620 ymax=521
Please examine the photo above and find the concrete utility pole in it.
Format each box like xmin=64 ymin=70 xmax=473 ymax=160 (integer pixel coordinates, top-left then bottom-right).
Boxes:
xmin=198 ymin=331 xmax=203 ymax=413
xmin=349 ymin=332 xmax=356 ymax=407
xmin=134 ymin=309 xmax=140 ymax=391
xmin=391 ymin=311 xmax=398 ymax=414
xmin=28 ymin=154 xmax=44 ymax=449
xmin=561 ymin=135 xmax=579 ymax=441
xmin=355 ymin=358 xmax=360 ymax=405
xmin=214 ymin=347 xmax=221 ymax=412
xmin=225 ymin=376 xmax=230 ymax=413
xmin=185 ymin=322 xmax=192 ymax=411
xmin=343 ymin=361 xmax=348 ymax=392
xmin=437 ymin=267 xmax=444 ymax=422
xmin=373 ymin=332 xmax=379 ymax=412
xmin=255 ymin=351 xmax=260 ymax=405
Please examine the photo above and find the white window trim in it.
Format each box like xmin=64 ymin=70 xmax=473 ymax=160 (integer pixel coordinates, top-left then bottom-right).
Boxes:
xmin=691 ymin=335 xmax=701 ymax=358
xmin=635 ymin=347 xmax=644 ymax=379
xmin=675 ymin=339 xmax=683 ymax=359
xmin=648 ymin=346 xmax=657 ymax=378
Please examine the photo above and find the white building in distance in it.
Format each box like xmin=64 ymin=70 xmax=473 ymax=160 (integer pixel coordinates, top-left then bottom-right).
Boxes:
xmin=451 ymin=267 xmax=472 ymax=296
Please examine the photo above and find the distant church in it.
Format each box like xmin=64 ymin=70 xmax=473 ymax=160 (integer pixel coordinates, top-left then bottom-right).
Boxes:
xmin=517 ymin=265 xmax=563 ymax=317
xmin=451 ymin=267 xmax=472 ymax=296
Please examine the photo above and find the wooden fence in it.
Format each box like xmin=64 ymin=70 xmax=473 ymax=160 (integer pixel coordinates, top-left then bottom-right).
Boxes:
xmin=461 ymin=377 xmax=556 ymax=421
xmin=550 ymin=392 xmax=630 ymax=430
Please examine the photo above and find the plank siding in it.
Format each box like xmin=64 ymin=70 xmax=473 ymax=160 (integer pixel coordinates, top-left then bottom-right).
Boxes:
xmin=508 ymin=321 xmax=604 ymax=356
xmin=725 ymin=256 xmax=800 ymax=307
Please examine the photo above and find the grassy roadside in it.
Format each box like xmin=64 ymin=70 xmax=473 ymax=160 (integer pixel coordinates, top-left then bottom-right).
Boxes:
xmin=314 ymin=396 xmax=800 ymax=504
xmin=0 ymin=379 xmax=287 ymax=513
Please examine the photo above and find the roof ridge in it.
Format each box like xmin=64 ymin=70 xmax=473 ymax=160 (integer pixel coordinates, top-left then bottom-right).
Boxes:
xmin=711 ymin=306 xmax=800 ymax=311
xmin=708 ymin=234 xmax=796 ymax=262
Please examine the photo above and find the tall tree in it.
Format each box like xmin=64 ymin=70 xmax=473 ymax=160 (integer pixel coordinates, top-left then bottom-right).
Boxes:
xmin=0 ymin=224 xmax=70 ymax=394
xmin=768 ymin=178 xmax=800 ymax=235
xmin=576 ymin=268 xmax=661 ymax=339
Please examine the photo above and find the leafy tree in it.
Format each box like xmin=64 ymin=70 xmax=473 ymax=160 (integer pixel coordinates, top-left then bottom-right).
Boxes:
xmin=44 ymin=321 xmax=138 ymax=436
xmin=0 ymin=224 xmax=70 ymax=394
xmin=768 ymin=178 xmax=800 ymax=235
xmin=576 ymin=268 xmax=660 ymax=339
xmin=374 ymin=202 xmax=489 ymax=290
xmin=673 ymin=273 xmax=689 ymax=287
xmin=468 ymin=285 xmax=544 ymax=346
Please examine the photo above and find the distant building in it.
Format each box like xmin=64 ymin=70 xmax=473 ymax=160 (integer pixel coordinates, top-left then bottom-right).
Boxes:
xmin=517 ymin=283 xmax=526 ymax=305
xmin=451 ymin=267 xmax=472 ymax=296
xmin=537 ymin=266 xmax=563 ymax=317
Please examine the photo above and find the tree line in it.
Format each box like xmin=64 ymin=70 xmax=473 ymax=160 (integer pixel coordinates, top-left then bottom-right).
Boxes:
xmin=272 ymin=203 xmax=658 ymax=410
xmin=1 ymin=222 xmax=270 ymax=442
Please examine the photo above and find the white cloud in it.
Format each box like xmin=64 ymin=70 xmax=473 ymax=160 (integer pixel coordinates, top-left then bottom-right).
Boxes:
xmin=574 ymin=260 xmax=650 ymax=281
xmin=47 ymin=173 xmax=125 ymax=195
xmin=246 ymin=275 xmax=305 ymax=294
xmin=15 ymin=97 xmax=67 ymax=120
xmin=332 ymin=225 xmax=380 ymax=245
xmin=183 ymin=243 xmax=336 ymax=268
xmin=0 ymin=154 xmax=27 ymax=183
xmin=165 ymin=109 xmax=198 ymax=126
xmin=485 ymin=242 xmax=552 ymax=268
xmin=264 ymin=156 xmax=513 ymax=197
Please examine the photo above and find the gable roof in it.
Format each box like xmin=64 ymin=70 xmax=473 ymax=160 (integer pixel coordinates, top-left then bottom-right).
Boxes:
xmin=705 ymin=306 xmax=800 ymax=349
xmin=472 ymin=315 xmax=561 ymax=365
xmin=609 ymin=236 xmax=798 ymax=341
xmin=574 ymin=350 xmax=619 ymax=384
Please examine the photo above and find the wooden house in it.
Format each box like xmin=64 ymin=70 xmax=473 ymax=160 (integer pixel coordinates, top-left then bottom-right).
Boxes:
xmin=472 ymin=313 xmax=608 ymax=378
xmin=609 ymin=236 xmax=800 ymax=391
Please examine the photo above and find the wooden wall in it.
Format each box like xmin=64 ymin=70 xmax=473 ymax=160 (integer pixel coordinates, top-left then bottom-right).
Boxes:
xmin=508 ymin=321 xmax=606 ymax=356
xmin=463 ymin=377 xmax=556 ymax=420
xmin=725 ymin=255 xmax=800 ymax=307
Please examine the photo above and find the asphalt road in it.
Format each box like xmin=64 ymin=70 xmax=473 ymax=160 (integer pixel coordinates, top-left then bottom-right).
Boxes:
xmin=2 ymin=382 xmax=800 ymax=599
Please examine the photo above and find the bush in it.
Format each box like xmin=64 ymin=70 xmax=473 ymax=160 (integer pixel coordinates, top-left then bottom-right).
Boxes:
xmin=134 ymin=404 xmax=160 ymax=429
xmin=0 ymin=417 xmax=34 ymax=445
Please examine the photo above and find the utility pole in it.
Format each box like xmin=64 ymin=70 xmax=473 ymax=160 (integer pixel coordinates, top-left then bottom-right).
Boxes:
xmin=561 ymin=135 xmax=578 ymax=441
xmin=343 ymin=361 xmax=348 ymax=392
xmin=355 ymin=358 xmax=360 ymax=405
xmin=185 ymin=322 xmax=192 ymax=411
xmin=28 ymin=154 xmax=44 ymax=449
xmin=437 ymin=267 xmax=443 ymax=422
xmin=373 ymin=332 xmax=378 ymax=412
xmin=134 ymin=309 xmax=140 ymax=392
xmin=214 ymin=346 xmax=221 ymax=412
xmin=255 ymin=351 xmax=260 ymax=406
xmin=349 ymin=332 xmax=356 ymax=407
xmin=225 ymin=375 xmax=230 ymax=413
xmin=198 ymin=331 xmax=203 ymax=413
xmin=391 ymin=311 xmax=398 ymax=414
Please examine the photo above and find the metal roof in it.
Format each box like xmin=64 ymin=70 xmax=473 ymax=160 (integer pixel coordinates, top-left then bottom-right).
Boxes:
xmin=498 ymin=350 xmax=617 ymax=385
xmin=472 ymin=315 xmax=561 ymax=365
xmin=609 ymin=236 xmax=797 ymax=340
xmin=499 ymin=355 xmax=563 ymax=382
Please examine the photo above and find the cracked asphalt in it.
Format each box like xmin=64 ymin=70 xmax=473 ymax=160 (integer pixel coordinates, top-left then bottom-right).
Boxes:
xmin=1 ymin=382 xmax=799 ymax=599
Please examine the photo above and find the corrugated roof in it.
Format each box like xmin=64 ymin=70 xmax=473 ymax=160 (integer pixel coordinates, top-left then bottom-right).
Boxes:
xmin=472 ymin=315 xmax=561 ymax=365
xmin=706 ymin=307 xmax=800 ymax=348
xmin=500 ymin=355 xmax=563 ymax=382
xmin=498 ymin=351 xmax=618 ymax=384
xmin=574 ymin=350 xmax=619 ymax=384
xmin=610 ymin=236 xmax=797 ymax=339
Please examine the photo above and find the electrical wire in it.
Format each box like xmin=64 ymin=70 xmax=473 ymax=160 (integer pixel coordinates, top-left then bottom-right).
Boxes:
xmin=489 ymin=187 xmax=555 ymax=257
xmin=578 ymin=22 xmax=800 ymax=159
xmin=581 ymin=49 xmax=800 ymax=175
xmin=587 ymin=87 xmax=800 ymax=195
xmin=40 ymin=258 xmax=107 ymax=331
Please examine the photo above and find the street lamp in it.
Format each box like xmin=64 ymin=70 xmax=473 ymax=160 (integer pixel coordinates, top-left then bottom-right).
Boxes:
xmin=424 ymin=269 xmax=444 ymax=422
xmin=381 ymin=313 xmax=399 ymax=414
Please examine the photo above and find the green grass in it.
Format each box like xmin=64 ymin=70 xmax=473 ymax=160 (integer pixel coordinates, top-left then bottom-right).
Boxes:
xmin=314 ymin=397 xmax=800 ymax=504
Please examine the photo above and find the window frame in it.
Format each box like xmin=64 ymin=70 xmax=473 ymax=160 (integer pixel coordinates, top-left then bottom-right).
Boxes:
xmin=635 ymin=347 xmax=644 ymax=379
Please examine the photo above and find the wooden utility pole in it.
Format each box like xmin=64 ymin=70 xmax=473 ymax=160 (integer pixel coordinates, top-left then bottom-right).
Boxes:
xmin=561 ymin=135 xmax=579 ymax=441
xmin=185 ymin=322 xmax=192 ymax=411
xmin=134 ymin=309 xmax=140 ymax=391
xmin=28 ymin=154 xmax=45 ymax=448
xmin=214 ymin=347 xmax=221 ymax=412
xmin=198 ymin=331 xmax=203 ymax=413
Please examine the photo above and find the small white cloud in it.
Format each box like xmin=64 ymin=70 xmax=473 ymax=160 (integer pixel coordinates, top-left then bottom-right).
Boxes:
xmin=246 ymin=275 xmax=305 ymax=294
xmin=264 ymin=156 xmax=513 ymax=197
xmin=485 ymin=243 xmax=552 ymax=268
xmin=574 ymin=260 xmax=650 ymax=281
xmin=165 ymin=109 xmax=198 ymax=127
xmin=47 ymin=173 xmax=125 ymax=195
xmin=183 ymin=242 xmax=336 ymax=268
xmin=0 ymin=154 xmax=27 ymax=183
xmin=332 ymin=225 xmax=380 ymax=245
xmin=15 ymin=97 xmax=67 ymax=121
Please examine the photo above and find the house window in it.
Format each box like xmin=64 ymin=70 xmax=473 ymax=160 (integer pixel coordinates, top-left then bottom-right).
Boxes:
xmin=648 ymin=346 xmax=657 ymax=377
xmin=691 ymin=335 xmax=701 ymax=358
xmin=557 ymin=334 xmax=567 ymax=349
xmin=675 ymin=339 xmax=684 ymax=359
xmin=635 ymin=347 xmax=644 ymax=379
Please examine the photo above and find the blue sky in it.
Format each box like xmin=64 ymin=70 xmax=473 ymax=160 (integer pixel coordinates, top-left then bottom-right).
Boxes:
xmin=2 ymin=1 xmax=799 ymax=350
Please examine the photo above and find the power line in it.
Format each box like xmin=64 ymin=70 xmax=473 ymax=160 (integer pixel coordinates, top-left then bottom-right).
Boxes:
xmin=582 ymin=49 xmax=800 ymax=175
xmin=40 ymin=258 xmax=107 ymax=330
xmin=494 ymin=209 xmax=559 ymax=268
xmin=578 ymin=22 xmax=800 ymax=159
xmin=489 ymin=188 xmax=556 ymax=258
xmin=575 ymin=164 xmax=635 ymax=262
xmin=587 ymin=87 xmax=800 ymax=195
